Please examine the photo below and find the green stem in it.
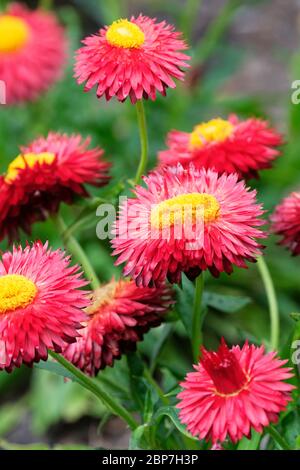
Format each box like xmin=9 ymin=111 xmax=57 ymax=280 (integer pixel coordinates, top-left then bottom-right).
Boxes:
xmin=193 ymin=0 xmax=241 ymax=66
xmin=257 ymin=256 xmax=280 ymax=350
xmin=135 ymin=100 xmax=149 ymax=184
xmin=49 ymin=351 xmax=138 ymax=430
xmin=267 ymin=425 xmax=291 ymax=450
xmin=53 ymin=214 xmax=100 ymax=291
xmin=192 ymin=273 xmax=204 ymax=361
xmin=143 ymin=367 xmax=169 ymax=405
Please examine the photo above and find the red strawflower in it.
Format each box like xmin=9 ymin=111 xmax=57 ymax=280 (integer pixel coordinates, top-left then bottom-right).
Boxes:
xmin=63 ymin=279 xmax=173 ymax=376
xmin=177 ymin=339 xmax=294 ymax=444
xmin=0 ymin=2 xmax=66 ymax=105
xmin=0 ymin=132 xmax=110 ymax=241
xmin=112 ymin=164 xmax=265 ymax=286
xmin=271 ymin=191 xmax=300 ymax=255
xmin=158 ymin=115 xmax=282 ymax=179
xmin=0 ymin=242 xmax=89 ymax=372
xmin=75 ymin=15 xmax=190 ymax=103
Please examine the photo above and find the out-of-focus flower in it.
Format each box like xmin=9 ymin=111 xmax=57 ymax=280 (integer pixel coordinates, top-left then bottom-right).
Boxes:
xmin=177 ymin=339 xmax=294 ymax=444
xmin=75 ymin=15 xmax=190 ymax=103
xmin=63 ymin=279 xmax=173 ymax=376
xmin=271 ymin=191 xmax=300 ymax=255
xmin=158 ymin=115 xmax=282 ymax=179
xmin=112 ymin=164 xmax=265 ymax=286
xmin=0 ymin=132 xmax=110 ymax=241
xmin=0 ymin=2 xmax=66 ymax=104
xmin=0 ymin=242 xmax=89 ymax=372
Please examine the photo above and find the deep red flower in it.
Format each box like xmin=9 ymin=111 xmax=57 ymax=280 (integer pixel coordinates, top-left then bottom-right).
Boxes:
xmin=75 ymin=15 xmax=190 ymax=103
xmin=158 ymin=115 xmax=282 ymax=179
xmin=0 ymin=2 xmax=66 ymax=104
xmin=177 ymin=339 xmax=294 ymax=444
xmin=0 ymin=132 xmax=110 ymax=241
xmin=63 ymin=279 xmax=173 ymax=376
xmin=112 ymin=164 xmax=265 ymax=286
xmin=271 ymin=191 xmax=300 ymax=255
xmin=0 ymin=242 xmax=89 ymax=372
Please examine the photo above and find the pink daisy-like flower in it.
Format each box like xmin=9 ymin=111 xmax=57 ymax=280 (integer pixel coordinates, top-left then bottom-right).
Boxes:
xmin=112 ymin=164 xmax=265 ymax=286
xmin=63 ymin=279 xmax=173 ymax=376
xmin=271 ymin=191 xmax=300 ymax=255
xmin=0 ymin=242 xmax=89 ymax=372
xmin=177 ymin=339 xmax=294 ymax=444
xmin=0 ymin=132 xmax=110 ymax=241
xmin=75 ymin=15 xmax=190 ymax=103
xmin=0 ymin=2 xmax=66 ymax=105
xmin=158 ymin=115 xmax=283 ymax=179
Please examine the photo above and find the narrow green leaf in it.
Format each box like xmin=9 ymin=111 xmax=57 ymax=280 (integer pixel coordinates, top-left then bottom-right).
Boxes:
xmin=153 ymin=406 xmax=198 ymax=441
xmin=35 ymin=360 xmax=78 ymax=383
xmin=129 ymin=424 xmax=149 ymax=450
xmin=203 ymin=292 xmax=251 ymax=313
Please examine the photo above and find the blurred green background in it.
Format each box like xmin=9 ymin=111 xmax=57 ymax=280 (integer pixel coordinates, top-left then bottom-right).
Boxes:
xmin=0 ymin=0 xmax=300 ymax=449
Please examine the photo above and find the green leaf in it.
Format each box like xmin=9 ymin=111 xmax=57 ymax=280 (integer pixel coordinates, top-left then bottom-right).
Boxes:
xmin=129 ymin=424 xmax=149 ymax=450
xmin=237 ymin=431 xmax=261 ymax=450
xmin=150 ymin=324 xmax=173 ymax=371
xmin=153 ymin=406 xmax=198 ymax=441
xmin=143 ymin=389 xmax=154 ymax=423
xmin=174 ymin=275 xmax=195 ymax=338
xmin=203 ymin=292 xmax=251 ymax=313
xmin=290 ymin=312 xmax=300 ymax=322
xmin=127 ymin=352 xmax=148 ymax=413
xmin=35 ymin=360 xmax=78 ymax=383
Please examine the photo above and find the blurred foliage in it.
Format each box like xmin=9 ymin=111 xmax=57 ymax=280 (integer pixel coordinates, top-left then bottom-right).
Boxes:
xmin=0 ymin=0 xmax=299 ymax=449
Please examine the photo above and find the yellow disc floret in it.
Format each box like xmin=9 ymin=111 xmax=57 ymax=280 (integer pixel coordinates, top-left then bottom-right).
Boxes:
xmin=151 ymin=193 xmax=220 ymax=229
xmin=189 ymin=118 xmax=234 ymax=150
xmin=106 ymin=19 xmax=145 ymax=49
xmin=86 ymin=282 xmax=119 ymax=316
xmin=5 ymin=152 xmax=56 ymax=183
xmin=0 ymin=15 xmax=30 ymax=53
xmin=0 ymin=274 xmax=37 ymax=314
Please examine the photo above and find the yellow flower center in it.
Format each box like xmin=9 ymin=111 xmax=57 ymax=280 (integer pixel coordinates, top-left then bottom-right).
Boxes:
xmin=151 ymin=193 xmax=220 ymax=229
xmin=106 ymin=19 xmax=145 ymax=49
xmin=0 ymin=15 xmax=30 ymax=53
xmin=0 ymin=274 xmax=37 ymax=314
xmin=86 ymin=282 xmax=119 ymax=316
xmin=189 ymin=118 xmax=234 ymax=150
xmin=5 ymin=152 xmax=56 ymax=183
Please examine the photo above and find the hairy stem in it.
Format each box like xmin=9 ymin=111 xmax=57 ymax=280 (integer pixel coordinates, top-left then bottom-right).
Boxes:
xmin=49 ymin=351 xmax=138 ymax=430
xmin=257 ymin=256 xmax=280 ymax=350
xmin=135 ymin=100 xmax=149 ymax=184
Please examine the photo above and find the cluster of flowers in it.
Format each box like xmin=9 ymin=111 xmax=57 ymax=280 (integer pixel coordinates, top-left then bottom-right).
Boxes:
xmin=0 ymin=2 xmax=298 ymax=447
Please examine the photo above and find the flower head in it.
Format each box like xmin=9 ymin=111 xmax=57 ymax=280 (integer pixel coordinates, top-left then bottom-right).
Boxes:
xmin=0 ymin=242 xmax=89 ymax=372
xmin=75 ymin=15 xmax=190 ymax=103
xmin=177 ymin=339 xmax=294 ymax=444
xmin=271 ymin=191 xmax=300 ymax=255
xmin=63 ymin=279 xmax=173 ymax=376
xmin=0 ymin=2 xmax=66 ymax=104
xmin=112 ymin=165 xmax=265 ymax=286
xmin=158 ymin=115 xmax=282 ymax=179
xmin=0 ymin=132 xmax=110 ymax=241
